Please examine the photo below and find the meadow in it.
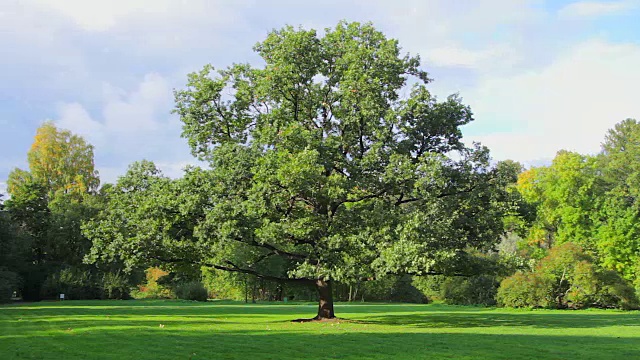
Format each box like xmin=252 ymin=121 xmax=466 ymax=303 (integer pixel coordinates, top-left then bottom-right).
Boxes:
xmin=1 ymin=300 xmax=639 ymax=359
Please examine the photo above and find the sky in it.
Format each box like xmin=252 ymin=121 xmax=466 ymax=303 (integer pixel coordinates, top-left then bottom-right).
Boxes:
xmin=2 ymin=0 xmax=640 ymax=194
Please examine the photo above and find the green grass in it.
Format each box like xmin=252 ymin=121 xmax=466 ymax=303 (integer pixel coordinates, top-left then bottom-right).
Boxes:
xmin=1 ymin=300 xmax=639 ymax=359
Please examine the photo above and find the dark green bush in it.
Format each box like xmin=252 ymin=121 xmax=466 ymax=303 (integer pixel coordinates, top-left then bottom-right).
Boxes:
xmin=0 ymin=270 xmax=20 ymax=303
xmin=40 ymin=267 xmax=100 ymax=300
xmin=359 ymin=275 xmax=428 ymax=303
xmin=412 ymin=275 xmax=446 ymax=301
xmin=174 ymin=281 xmax=208 ymax=301
xmin=441 ymin=275 xmax=499 ymax=306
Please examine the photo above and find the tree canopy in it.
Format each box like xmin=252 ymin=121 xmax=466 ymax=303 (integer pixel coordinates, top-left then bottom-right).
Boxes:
xmin=85 ymin=22 xmax=517 ymax=319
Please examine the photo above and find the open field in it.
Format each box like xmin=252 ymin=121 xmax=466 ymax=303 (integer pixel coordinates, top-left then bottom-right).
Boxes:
xmin=1 ymin=300 xmax=639 ymax=359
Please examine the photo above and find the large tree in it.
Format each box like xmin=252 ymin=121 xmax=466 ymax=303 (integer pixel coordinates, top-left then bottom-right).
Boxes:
xmin=86 ymin=22 xmax=517 ymax=319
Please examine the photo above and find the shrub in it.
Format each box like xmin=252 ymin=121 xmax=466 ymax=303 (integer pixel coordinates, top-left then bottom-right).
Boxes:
xmin=441 ymin=275 xmax=499 ymax=306
xmin=174 ymin=281 xmax=208 ymax=301
xmin=497 ymin=243 xmax=639 ymax=309
xmin=132 ymin=267 xmax=173 ymax=299
xmin=0 ymin=270 xmax=20 ymax=303
xmin=497 ymin=271 xmax=554 ymax=308
xmin=412 ymin=275 xmax=446 ymax=301
xmin=100 ymin=271 xmax=132 ymax=300
xmin=359 ymin=275 xmax=428 ymax=303
xmin=389 ymin=275 xmax=429 ymax=303
xmin=40 ymin=267 xmax=100 ymax=300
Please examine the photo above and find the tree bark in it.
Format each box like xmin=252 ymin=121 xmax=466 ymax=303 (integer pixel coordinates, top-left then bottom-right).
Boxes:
xmin=314 ymin=279 xmax=335 ymax=320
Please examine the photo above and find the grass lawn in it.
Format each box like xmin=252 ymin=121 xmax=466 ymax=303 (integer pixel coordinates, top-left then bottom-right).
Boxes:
xmin=1 ymin=300 xmax=639 ymax=359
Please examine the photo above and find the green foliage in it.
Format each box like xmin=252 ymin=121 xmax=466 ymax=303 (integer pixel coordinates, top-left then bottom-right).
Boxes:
xmin=40 ymin=267 xmax=100 ymax=300
xmin=174 ymin=281 xmax=209 ymax=302
xmin=100 ymin=271 xmax=133 ymax=300
xmin=516 ymin=151 xmax=601 ymax=249
xmin=202 ymin=268 xmax=245 ymax=300
xmin=515 ymin=119 xmax=640 ymax=288
xmin=87 ymin=22 xmax=516 ymax=310
xmin=497 ymin=243 xmax=638 ymax=309
xmin=3 ymin=123 xmax=109 ymax=301
xmin=356 ymin=275 xmax=428 ymax=303
xmin=132 ymin=267 xmax=173 ymax=299
xmin=441 ymin=275 xmax=499 ymax=306
xmin=0 ymin=270 xmax=19 ymax=303
xmin=412 ymin=275 xmax=446 ymax=301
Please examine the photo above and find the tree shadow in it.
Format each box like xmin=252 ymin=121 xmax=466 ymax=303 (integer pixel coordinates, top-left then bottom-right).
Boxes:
xmin=1 ymin=329 xmax=638 ymax=359
xmin=356 ymin=311 xmax=640 ymax=329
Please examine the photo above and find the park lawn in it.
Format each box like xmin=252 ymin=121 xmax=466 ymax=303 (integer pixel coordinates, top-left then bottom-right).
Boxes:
xmin=0 ymin=300 xmax=639 ymax=360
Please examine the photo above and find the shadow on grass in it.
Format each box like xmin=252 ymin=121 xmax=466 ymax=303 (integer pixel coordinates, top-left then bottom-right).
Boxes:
xmin=3 ymin=301 xmax=638 ymax=330
xmin=355 ymin=311 xmax=640 ymax=329
xmin=2 ymin=329 xmax=638 ymax=360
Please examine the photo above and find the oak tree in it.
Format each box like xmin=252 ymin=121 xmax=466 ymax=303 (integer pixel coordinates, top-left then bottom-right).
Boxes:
xmin=86 ymin=22 xmax=517 ymax=319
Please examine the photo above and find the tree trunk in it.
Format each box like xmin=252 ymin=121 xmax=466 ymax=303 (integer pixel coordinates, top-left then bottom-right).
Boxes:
xmin=314 ymin=279 xmax=335 ymax=320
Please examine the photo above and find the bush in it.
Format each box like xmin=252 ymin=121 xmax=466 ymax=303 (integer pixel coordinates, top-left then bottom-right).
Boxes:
xmin=497 ymin=243 xmax=639 ymax=309
xmin=40 ymin=267 xmax=100 ymax=300
xmin=0 ymin=270 xmax=20 ymax=303
xmin=412 ymin=275 xmax=446 ymax=301
xmin=132 ymin=267 xmax=173 ymax=299
xmin=174 ymin=281 xmax=208 ymax=301
xmin=357 ymin=275 xmax=428 ymax=303
xmin=441 ymin=275 xmax=499 ymax=306
xmin=100 ymin=271 xmax=132 ymax=300
xmin=497 ymin=272 xmax=554 ymax=308
xmin=388 ymin=275 xmax=429 ymax=303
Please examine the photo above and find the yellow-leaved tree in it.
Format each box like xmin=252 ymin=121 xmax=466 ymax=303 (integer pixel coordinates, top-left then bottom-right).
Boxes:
xmin=8 ymin=121 xmax=99 ymax=201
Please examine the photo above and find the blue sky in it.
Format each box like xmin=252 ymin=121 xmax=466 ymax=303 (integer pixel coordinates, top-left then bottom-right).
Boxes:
xmin=2 ymin=0 xmax=640 ymax=194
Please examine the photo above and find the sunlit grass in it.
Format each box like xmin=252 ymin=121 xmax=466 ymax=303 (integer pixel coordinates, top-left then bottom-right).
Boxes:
xmin=1 ymin=300 xmax=639 ymax=359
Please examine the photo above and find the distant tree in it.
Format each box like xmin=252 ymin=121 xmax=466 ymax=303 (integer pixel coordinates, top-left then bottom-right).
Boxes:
xmin=86 ymin=22 xmax=518 ymax=319
xmin=596 ymin=119 xmax=640 ymax=281
xmin=516 ymin=119 xmax=640 ymax=289
xmin=0 ymin=194 xmax=30 ymax=302
xmin=5 ymin=122 xmax=101 ymax=300
xmin=516 ymin=151 xmax=602 ymax=250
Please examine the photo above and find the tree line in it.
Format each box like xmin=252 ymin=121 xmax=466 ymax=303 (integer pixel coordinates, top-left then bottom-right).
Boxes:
xmin=1 ymin=21 xmax=638 ymax=318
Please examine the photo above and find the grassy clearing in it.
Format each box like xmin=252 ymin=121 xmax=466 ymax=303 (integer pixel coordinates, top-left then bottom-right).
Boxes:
xmin=1 ymin=300 xmax=639 ymax=359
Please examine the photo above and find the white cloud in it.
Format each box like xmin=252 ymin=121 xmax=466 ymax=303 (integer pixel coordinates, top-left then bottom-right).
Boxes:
xmin=558 ymin=1 xmax=637 ymax=18
xmin=425 ymin=44 xmax=519 ymax=69
xmin=54 ymin=73 xmax=200 ymax=184
xmin=464 ymin=39 xmax=640 ymax=164
xmin=365 ymin=0 xmax=543 ymax=69
xmin=30 ymin=0 xmax=251 ymax=32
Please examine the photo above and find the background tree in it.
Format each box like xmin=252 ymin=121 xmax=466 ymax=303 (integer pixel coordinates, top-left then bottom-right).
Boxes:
xmin=516 ymin=151 xmax=602 ymax=250
xmin=86 ymin=22 xmax=519 ymax=319
xmin=4 ymin=122 xmax=131 ymax=300
xmin=0 ymin=194 xmax=31 ymax=302
xmin=514 ymin=119 xmax=640 ymax=296
xmin=597 ymin=118 xmax=640 ymax=282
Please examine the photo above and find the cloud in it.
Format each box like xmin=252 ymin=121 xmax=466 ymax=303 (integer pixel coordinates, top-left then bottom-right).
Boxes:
xmin=30 ymin=0 xmax=253 ymax=32
xmin=425 ymin=45 xmax=519 ymax=69
xmin=558 ymin=1 xmax=637 ymax=18
xmin=464 ymin=39 xmax=640 ymax=165
xmin=364 ymin=0 xmax=544 ymax=70
xmin=54 ymin=73 xmax=201 ymax=184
